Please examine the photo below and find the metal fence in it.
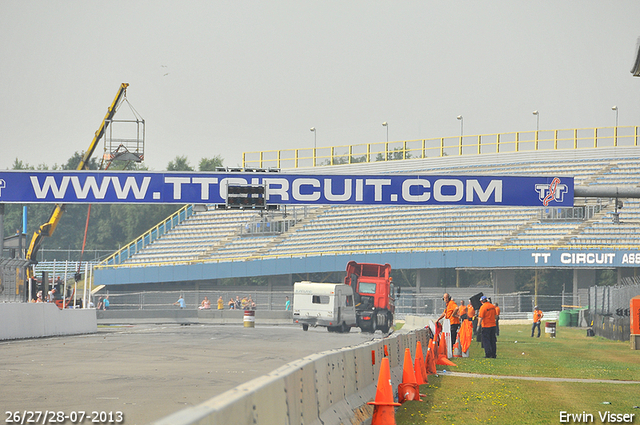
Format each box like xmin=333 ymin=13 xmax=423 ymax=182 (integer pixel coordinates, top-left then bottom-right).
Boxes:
xmin=94 ymin=289 xmax=294 ymax=311
xmin=94 ymin=288 xmax=587 ymax=318
xmin=0 ymin=258 xmax=30 ymax=303
xmin=587 ymin=283 xmax=640 ymax=317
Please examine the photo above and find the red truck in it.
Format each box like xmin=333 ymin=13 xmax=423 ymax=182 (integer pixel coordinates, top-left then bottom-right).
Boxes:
xmin=344 ymin=261 xmax=395 ymax=333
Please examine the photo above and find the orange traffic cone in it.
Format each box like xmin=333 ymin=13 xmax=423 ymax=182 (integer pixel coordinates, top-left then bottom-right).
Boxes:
xmin=414 ymin=341 xmax=428 ymax=385
xmin=426 ymin=339 xmax=437 ymax=375
xmin=436 ymin=335 xmax=457 ymax=367
xmin=368 ymin=357 xmax=401 ymax=425
xmin=398 ymin=348 xmax=422 ymax=403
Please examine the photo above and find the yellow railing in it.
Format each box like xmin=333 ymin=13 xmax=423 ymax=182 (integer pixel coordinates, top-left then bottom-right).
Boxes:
xmin=98 ymin=204 xmax=193 ymax=267
xmin=242 ymin=125 xmax=640 ymax=169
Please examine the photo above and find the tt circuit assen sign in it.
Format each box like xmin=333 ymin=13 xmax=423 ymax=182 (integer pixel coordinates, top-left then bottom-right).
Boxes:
xmin=0 ymin=171 xmax=573 ymax=207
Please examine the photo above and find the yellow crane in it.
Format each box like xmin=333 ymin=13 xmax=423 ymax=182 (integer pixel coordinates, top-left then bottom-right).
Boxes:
xmin=25 ymin=83 xmax=130 ymax=285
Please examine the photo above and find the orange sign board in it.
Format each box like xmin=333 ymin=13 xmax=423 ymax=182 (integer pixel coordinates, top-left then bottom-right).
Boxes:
xmin=632 ymin=296 xmax=640 ymax=335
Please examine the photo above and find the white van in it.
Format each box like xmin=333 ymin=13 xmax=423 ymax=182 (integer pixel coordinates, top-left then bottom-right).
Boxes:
xmin=292 ymin=282 xmax=357 ymax=332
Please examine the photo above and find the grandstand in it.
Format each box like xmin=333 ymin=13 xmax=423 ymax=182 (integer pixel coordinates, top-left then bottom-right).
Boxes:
xmin=95 ymin=133 xmax=640 ymax=293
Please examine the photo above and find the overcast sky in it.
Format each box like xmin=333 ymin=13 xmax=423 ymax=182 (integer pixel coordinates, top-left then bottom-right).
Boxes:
xmin=1 ymin=1 xmax=639 ymax=171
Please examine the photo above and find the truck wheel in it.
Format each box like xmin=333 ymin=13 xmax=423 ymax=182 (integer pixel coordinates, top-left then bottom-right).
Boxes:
xmin=378 ymin=313 xmax=392 ymax=333
xmin=340 ymin=322 xmax=350 ymax=333
xmin=302 ymin=324 xmax=309 ymax=331
xmin=366 ymin=316 xmax=377 ymax=333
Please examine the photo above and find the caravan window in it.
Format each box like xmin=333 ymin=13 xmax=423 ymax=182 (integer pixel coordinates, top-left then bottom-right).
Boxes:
xmin=358 ymin=282 xmax=376 ymax=295
xmin=312 ymin=295 xmax=330 ymax=304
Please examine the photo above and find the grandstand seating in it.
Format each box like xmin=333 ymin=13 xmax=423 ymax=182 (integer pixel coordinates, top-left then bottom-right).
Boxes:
xmin=116 ymin=148 xmax=640 ymax=266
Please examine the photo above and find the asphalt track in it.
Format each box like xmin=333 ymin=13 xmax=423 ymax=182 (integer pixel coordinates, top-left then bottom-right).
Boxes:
xmin=1 ymin=324 xmax=378 ymax=425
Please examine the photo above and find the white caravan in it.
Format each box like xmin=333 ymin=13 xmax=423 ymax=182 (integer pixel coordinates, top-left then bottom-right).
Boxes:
xmin=292 ymin=282 xmax=357 ymax=332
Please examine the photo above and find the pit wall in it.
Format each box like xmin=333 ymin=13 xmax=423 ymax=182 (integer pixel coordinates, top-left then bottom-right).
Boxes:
xmin=152 ymin=328 xmax=428 ymax=425
xmin=96 ymin=309 xmax=291 ymax=325
xmin=0 ymin=303 xmax=97 ymax=340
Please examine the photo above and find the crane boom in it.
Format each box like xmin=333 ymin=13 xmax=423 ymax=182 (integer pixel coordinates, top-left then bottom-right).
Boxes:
xmin=25 ymin=83 xmax=130 ymax=280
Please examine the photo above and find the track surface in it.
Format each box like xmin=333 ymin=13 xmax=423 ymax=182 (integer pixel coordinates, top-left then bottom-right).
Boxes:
xmin=2 ymin=324 xmax=376 ymax=425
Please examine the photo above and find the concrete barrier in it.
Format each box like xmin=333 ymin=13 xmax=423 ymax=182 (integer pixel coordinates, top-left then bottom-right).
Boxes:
xmin=152 ymin=329 xmax=429 ymax=425
xmin=96 ymin=309 xmax=292 ymax=325
xmin=0 ymin=303 xmax=97 ymax=340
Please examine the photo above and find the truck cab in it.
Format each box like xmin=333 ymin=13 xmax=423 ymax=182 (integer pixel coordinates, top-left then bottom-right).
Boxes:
xmin=344 ymin=261 xmax=395 ymax=333
xmin=292 ymin=282 xmax=357 ymax=332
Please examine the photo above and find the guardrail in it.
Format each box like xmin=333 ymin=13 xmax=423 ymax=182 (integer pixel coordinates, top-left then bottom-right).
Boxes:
xmin=99 ymin=204 xmax=193 ymax=267
xmin=242 ymin=125 xmax=640 ymax=169
xmin=151 ymin=327 xmax=428 ymax=425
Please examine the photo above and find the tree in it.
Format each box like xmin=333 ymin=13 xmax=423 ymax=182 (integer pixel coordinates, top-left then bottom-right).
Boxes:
xmin=167 ymin=156 xmax=193 ymax=171
xmin=199 ymin=156 xmax=224 ymax=171
xmin=63 ymin=151 xmax=99 ymax=170
xmin=12 ymin=158 xmax=34 ymax=170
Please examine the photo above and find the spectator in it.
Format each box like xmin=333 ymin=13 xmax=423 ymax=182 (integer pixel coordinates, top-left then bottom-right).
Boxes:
xmin=228 ymin=298 xmax=235 ymax=309
xmin=199 ymin=296 xmax=211 ymax=310
xmin=241 ymin=296 xmax=249 ymax=310
xmin=235 ymin=296 xmax=241 ymax=309
xmin=495 ymin=302 xmax=501 ymax=336
xmin=478 ymin=296 xmax=497 ymax=358
xmin=217 ymin=296 xmax=224 ymax=310
xmin=173 ymin=295 xmax=186 ymax=309
xmin=531 ymin=306 xmax=544 ymax=338
xmin=96 ymin=297 xmax=103 ymax=310
xmin=284 ymin=296 xmax=291 ymax=311
xmin=103 ymin=296 xmax=110 ymax=310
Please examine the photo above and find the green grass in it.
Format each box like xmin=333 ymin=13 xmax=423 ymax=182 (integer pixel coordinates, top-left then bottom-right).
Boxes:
xmin=396 ymin=325 xmax=640 ymax=424
xmin=452 ymin=325 xmax=640 ymax=381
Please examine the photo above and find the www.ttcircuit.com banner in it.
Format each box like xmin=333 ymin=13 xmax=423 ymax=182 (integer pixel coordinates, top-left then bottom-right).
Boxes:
xmin=0 ymin=171 xmax=573 ymax=207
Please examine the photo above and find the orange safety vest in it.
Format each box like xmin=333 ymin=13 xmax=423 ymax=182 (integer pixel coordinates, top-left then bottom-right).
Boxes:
xmin=458 ymin=305 xmax=467 ymax=317
xmin=467 ymin=305 xmax=475 ymax=318
xmin=478 ymin=302 xmax=497 ymax=328
xmin=533 ymin=310 xmax=543 ymax=323
xmin=495 ymin=306 xmax=501 ymax=316
xmin=445 ymin=300 xmax=460 ymax=325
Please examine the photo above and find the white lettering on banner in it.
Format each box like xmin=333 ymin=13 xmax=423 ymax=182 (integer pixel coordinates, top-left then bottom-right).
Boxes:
xmin=292 ymin=178 xmax=321 ymax=201
xmin=402 ymin=179 xmax=430 ymax=202
xmin=621 ymin=253 xmax=640 ymax=264
xmin=535 ymin=183 xmax=569 ymax=203
xmin=355 ymin=179 xmax=363 ymax=202
xmin=191 ymin=177 xmax=218 ymax=200
xmin=164 ymin=177 xmax=191 ymax=200
xmin=467 ymin=180 xmax=503 ymax=202
xmin=434 ymin=179 xmax=464 ymax=202
xmin=70 ymin=176 xmax=112 ymax=199
xmin=264 ymin=178 xmax=289 ymax=201
xmin=531 ymin=252 xmax=551 ymax=264
xmin=324 ymin=178 xmax=352 ymax=201
xmin=365 ymin=179 xmax=392 ymax=202
xmin=111 ymin=176 xmax=151 ymax=199
xmin=219 ymin=177 xmax=248 ymax=198
xmin=560 ymin=252 xmax=616 ymax=264
xmin=31 ymin=176 xmax=71 ymax=199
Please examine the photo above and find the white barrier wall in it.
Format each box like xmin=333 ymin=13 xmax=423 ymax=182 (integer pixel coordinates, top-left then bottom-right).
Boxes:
xmin=152 ymin=328 xmax=429 ymax=425
xmin=0 ymin=303 xmax=97 ymax=340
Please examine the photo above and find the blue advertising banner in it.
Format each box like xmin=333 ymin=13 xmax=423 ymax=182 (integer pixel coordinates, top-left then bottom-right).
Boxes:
xmin=0 ymin=171 xmax=573 ymax=206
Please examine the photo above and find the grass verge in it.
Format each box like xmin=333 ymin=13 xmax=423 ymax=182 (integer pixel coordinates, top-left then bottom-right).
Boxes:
xmin=395 ymin=325 xmax=640 ymax=424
